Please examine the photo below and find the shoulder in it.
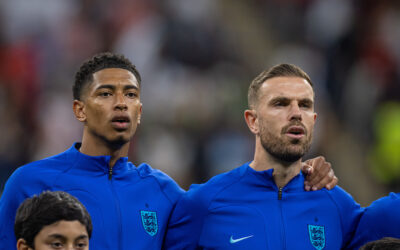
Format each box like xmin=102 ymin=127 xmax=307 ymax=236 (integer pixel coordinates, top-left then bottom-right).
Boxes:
xmin=323 ymin=185 xmax=359 ymax=205
xmin=136 ymin=163 xmax=184 ymax=204
xmin=11 ymin=151 xmax=71 ymax=182
xmin=348 ymin=193 xmax=400 ymax=248
xmin=363 ymin=192 xmax=400 ymax=225
xmin=184 ymin=164 xmax=248 ymax=208
xmin=368 ymin=192 xmax=400 ymax=209
xmin=0 ymin=151 xmax=73 ymax=220
xmin=20 ymin=146 xmax=76 ymax=172
xmin=322 ymin=186 xmax=363 ymax=222
xmin=4 ymin=147 xmax=76 ymax=193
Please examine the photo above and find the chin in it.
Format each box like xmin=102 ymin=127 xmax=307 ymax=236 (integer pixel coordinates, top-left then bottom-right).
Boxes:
xmin=106 ymin=136 xmax=130 ymax=148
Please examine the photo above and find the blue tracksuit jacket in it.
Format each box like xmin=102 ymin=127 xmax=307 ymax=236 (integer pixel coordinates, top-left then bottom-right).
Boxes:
xmin=347 ymin=192 xmax=400 ymax=249
xmin=164 ymin=162 xmax=363 ymax=249
xmin=0 ymin=143 xmax=184 ymax=250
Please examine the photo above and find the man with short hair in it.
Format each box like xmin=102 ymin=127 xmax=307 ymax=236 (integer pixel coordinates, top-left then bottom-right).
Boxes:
xmin=15 ymin=191 xmax=92 ymax=250
xmin=164 ymin=63 xmax=363 ymax=249
xmin=0 ymin=53 xmax=337 ymax=250
xmin=0 ymin=52 xmax=184 ymax=249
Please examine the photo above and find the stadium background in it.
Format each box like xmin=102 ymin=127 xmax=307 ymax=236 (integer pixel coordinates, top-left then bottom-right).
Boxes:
xmin=0 ymin=0 xmax=399 ymax=206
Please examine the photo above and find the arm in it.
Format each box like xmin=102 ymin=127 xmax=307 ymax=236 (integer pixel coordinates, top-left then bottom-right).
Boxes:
xmin=346 ymin=193 xmax=400 ymax=249
xmin=301 ymin=156 xmax=338 ymax=191
xmin=163 ymin=187 xmax=207 ymax=250
xmin=0 ymin=170 xmax=29 ymax=250
xmin=327 ymin=186 xmax=364 ymax=249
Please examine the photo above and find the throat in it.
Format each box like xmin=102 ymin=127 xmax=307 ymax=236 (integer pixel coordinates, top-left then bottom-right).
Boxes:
xmin=80 ymin=132 xmax=129 ymax=167
xmin=272 ymin=162 xmax=301 ymax=188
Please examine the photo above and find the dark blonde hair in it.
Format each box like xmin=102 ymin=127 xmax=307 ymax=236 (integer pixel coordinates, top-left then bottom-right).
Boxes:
xmin=248 ymin=63 xmax=313 ymax=109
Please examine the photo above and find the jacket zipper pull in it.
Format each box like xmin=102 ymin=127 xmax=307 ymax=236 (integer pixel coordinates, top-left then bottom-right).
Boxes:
xmin=278 ymin=187 xmax=283 ymax=200
xmin=108 ymin=167 xmax=113 ymax=180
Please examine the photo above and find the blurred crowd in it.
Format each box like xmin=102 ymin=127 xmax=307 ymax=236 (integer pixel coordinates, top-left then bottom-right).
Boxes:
xmin=0 ymin=0 xmax=399 ymax=206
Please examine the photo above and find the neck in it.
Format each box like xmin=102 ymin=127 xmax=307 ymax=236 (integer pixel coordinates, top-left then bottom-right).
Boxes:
xmin=250 ymin=140 xmax=302 ymax=188
xmin=79 ymin=131 xmax=130 ymax=167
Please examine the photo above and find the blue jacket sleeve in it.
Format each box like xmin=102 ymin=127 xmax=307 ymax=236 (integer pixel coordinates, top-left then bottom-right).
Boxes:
xmin=326 ymin=186 xmax=364 ymax=249
xmin=163 ymin=185 xmax=208 ymax=250
xmin=346 ymin=192 xmax=400 ymax=249
xmin=0 ymin=168 xmax=32 ymax=250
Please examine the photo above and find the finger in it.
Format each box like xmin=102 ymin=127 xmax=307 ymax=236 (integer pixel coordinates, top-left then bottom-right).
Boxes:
xmin=308 ymin=165 xmax=330 ymax=188
xmin=304 ymin=180 xmax=311 ymax=191
xmin=302 ymin=163 xmax=313 ymax=191
xmin=306 ymin=158 xmax=330 ymax=186
xmin=301 ymin=162 xmax=313 ymax=175
xmin=325 ymin=176 xmax=338 ymax=190
xmin=311 ymin=169 xmax=336 ymax=191
xmin=304 ymin=158 xmax=314 ymax=166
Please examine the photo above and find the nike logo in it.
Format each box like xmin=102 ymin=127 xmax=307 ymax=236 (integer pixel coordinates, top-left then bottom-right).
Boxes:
xmin=230 ymin=235 xmax=254 ymax=244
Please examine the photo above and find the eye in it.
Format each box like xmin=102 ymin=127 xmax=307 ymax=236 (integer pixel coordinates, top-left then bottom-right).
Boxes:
xmin=126 ymin=92 xmax=138 ymax=98
xmin=50 ymin=242 xmax=63 ymax=249
xmin=99 ymin=92 xmax=112 ymax=97
xmin=272 ymin=100 xmax=287 ymax=107
xmin=299 ymin=101 xmax=312 ymax=109
xmin=76 ymin=242 xmax=88 ymax=249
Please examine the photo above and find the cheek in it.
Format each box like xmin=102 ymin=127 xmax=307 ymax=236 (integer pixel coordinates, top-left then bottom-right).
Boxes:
xmin=304 ymin=116 xmax=316 ymax=133
xmin=130 ymin=103 xmax=142 ymax=117
xmin=87 ymin=105 xmax=107 ymax=121
xmin=259 ymin=118 xmax=276 ymax=135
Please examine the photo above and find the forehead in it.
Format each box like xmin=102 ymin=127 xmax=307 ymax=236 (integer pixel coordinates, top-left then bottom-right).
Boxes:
xmin=38 ymin=220 xmax=88 ymax=236
xmin=91 ymin=68 xmax=139 ymax=88
xmin=259 ymin=76 xmax=314 ymax=101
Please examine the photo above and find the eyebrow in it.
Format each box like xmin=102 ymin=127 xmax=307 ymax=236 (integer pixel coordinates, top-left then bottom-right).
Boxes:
xmin=75 ymin=235 xmax=89 ymax=240
xmin=47 ymin=234 xmax=89 ymax=240
xmin=299 ymin=98 xmax=314 ymax=105
xmin=269 ymin=96 xmax=314 ymax=104
xmin=47 ymin=234 xmax=66 ymax=241
xmin=95 ymin=84 xmax=139 ymax=91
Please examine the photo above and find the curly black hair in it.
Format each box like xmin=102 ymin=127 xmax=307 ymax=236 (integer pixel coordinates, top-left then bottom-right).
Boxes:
xmin=14 ymin=191 xmax=92 ymax=248
xmin=73 ymin=52 xmax=141 ymax=100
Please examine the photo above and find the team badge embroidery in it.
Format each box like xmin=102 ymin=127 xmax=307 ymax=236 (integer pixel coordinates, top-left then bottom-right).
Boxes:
xmin=308 ymin=225 xmax=325 ymax=250
xmin=140 ymin=210 xmax=158 ymax=236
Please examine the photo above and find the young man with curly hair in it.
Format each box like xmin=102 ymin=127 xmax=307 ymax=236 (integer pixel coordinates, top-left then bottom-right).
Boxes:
xmin=0 ymin=52 xmax=183 ymax=249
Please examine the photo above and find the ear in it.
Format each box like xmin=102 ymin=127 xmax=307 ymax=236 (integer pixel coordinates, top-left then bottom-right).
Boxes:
xmin=244 ymin=109 xmax=259 ymax=135
xmin=17 ymin=238 xmax=32 ymax=250
xmin=137 ymin=103 xmax=143 ymax=125
xmin=314 ymin=112 xmax=317 ymax=122
xmin=73 ymin=100 xmax=86 ymax=122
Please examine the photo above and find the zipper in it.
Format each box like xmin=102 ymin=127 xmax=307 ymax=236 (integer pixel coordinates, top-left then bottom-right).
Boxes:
xmin=278 ymin=187 xmax=283 ymax=200
xmin=278 ymin=187 xmax=286 ymax=249
xmin=108 ymin=165 xmax=123 ymax=249
xmin=108 ymin=167 xmax=113 ymax=180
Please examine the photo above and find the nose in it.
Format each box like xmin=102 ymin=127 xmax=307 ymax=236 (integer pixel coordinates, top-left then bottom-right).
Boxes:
xmin=65 ymin=244 xmax=76 ymax=250
xmin=288 ymin=103 xmax=302 ymax=121
xmin=114 ymin=93 xmax=127 ymax=111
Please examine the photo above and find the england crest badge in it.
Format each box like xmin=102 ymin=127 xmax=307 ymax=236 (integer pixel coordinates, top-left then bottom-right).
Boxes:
xmin=141 ymin=210 xmax=158 ymax=236
xmin=308 ymin=224 xmax=325 ymax=250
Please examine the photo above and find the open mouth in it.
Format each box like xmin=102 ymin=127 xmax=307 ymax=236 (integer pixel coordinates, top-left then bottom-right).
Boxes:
xmin=285 ymin=126 xmax=305 ymax=139
xmin=111 ymin=116 xmax=130 ymax=130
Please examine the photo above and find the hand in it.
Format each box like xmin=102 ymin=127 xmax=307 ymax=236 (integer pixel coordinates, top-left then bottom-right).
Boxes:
xmin=301 ymin=156 xmax=338 ymax=191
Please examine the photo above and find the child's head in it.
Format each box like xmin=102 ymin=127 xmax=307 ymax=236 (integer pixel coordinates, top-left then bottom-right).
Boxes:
xmin=14 ymin=191 xmax=92 ymax=250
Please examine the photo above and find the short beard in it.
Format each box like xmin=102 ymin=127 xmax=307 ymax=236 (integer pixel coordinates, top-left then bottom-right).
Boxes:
xmin=260 ymin=122 xmax=312 ymax=163
xmin=91 ymin=129 xmax=130 ymax=151
xmin=106 ymin=136 xmax=129 ymax=150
